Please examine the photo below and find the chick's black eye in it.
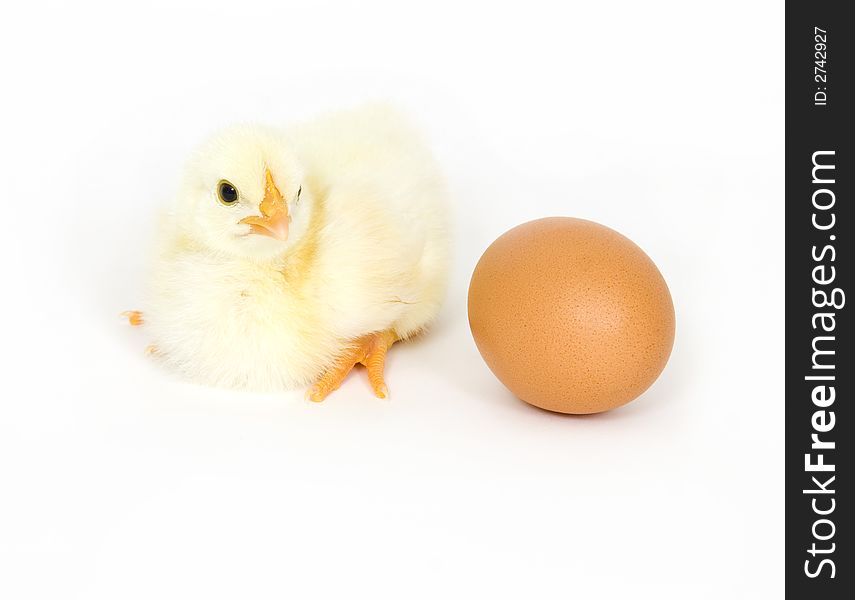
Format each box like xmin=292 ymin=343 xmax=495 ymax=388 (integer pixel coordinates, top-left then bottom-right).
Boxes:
xmin=217 ymin=180 xmax=238 ymax=205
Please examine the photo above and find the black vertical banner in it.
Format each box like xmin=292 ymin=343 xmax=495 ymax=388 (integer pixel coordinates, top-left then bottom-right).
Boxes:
xmin=786 ymin=2 xmax=852 ymax=598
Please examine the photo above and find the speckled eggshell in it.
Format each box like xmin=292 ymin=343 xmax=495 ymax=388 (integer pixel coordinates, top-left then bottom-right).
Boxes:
xmin=467 ymin=217 xmax=675 ymax=414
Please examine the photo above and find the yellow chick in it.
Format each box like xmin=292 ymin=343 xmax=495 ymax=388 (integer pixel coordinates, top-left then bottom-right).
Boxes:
xmin=125 ymin=105 xmax=450 ymax=401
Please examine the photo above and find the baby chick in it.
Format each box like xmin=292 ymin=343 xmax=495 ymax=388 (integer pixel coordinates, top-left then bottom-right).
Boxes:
xmin=126 ymin=105 xmax=450 ymax=401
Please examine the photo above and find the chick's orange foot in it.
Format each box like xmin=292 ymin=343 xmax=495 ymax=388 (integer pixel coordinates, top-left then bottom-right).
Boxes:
xmin=121 ymin=310 xmax=144 ymax=326
xmin=306 ymin=330 xmax=398 ymax=402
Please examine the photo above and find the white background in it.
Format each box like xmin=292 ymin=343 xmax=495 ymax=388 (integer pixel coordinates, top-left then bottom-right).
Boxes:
xmin=1 ymin=1 xmax=783 ymax=598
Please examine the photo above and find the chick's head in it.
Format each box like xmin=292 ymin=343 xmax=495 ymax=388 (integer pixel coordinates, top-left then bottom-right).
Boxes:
xmin=176 ymin=125 xmax=313 ymax=261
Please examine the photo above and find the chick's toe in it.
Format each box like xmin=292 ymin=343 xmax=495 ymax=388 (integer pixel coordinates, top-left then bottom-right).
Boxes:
xmin=121 ymin=310 xmax=144 ymax=327
xmin=306 ymin=330 xmax=398 ymax=402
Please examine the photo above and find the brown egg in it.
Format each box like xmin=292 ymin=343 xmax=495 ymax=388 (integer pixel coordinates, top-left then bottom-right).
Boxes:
xmin=468 ymin=217 xmax=675 ymax=414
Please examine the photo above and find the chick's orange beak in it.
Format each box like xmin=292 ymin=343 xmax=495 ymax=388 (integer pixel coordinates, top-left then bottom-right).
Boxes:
xmin=239 ymin=169 xmax=290 ymax=241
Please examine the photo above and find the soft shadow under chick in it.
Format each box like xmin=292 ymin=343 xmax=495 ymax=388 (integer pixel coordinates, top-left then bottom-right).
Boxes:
xmin=124 ymin=105 xmax=450 ymax=401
